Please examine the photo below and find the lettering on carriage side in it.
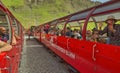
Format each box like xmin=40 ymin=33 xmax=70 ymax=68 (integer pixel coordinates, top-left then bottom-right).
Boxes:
xmin=50 ymin=36 xmax=54 ymax=43
xmin=66 ymin=50 xmax=75 ymax=59
xmin=51 ymin=43 xmax=75 ymax=59
xmin=51 ymin=43 xmax=66 ymax=53
xmin=45 ymin=39 xmax=75 ymax=59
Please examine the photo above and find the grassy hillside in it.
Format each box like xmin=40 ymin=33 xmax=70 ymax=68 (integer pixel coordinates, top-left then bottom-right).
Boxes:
xmin=2 ymin=0 xmax=100 ymax=28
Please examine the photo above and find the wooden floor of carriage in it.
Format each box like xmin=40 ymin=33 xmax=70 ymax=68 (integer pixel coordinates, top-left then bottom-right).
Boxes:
xmin=19 ymin=36 xmax=68 ymax=73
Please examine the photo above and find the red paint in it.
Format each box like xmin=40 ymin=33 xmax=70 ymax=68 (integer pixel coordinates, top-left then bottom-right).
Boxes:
xmin=0 ymin=1 xmax=24 ymax=73
xmin=34 ymin=0 xmax=120 ymax=73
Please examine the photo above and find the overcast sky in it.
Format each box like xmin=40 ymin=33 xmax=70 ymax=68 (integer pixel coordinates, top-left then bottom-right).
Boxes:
xmin=91 ymin=0 xmax=110 ymax=3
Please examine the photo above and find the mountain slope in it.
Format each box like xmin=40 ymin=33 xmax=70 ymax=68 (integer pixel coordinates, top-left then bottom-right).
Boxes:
xmin=2 ymin=0 xmax=100 ymax=28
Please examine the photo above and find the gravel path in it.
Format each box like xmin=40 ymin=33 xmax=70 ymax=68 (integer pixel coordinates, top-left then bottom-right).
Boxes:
xmin=19 ymin=36 xmax=68 ymax=73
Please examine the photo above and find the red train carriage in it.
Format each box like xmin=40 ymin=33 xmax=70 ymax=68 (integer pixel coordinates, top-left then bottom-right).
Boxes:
xmin=0 ymin=1 xmax=24 ymax=73
xmin=34 ymin=0 xmax=120 ymax=73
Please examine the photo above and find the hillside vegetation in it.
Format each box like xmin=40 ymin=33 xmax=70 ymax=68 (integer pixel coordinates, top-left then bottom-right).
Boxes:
xmin=2 ymin=0 xmax=100 ymax=28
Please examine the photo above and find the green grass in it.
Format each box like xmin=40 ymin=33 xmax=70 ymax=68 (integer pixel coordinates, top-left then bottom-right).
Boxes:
xmin=2 ymin=0 xmax=24 ymax=8
xmin=1 ymin=0 xmax=99 ymax=29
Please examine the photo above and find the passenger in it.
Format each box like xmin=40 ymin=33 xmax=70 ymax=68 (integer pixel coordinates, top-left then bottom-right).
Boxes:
xmin=44 ymin=24 xmax=50 ymax=34
xmin=0 ymin=40 xmax=12 ymax=53
xmin=48 ymin=28 xmax=55 ymax=35
xmin=98 ymin=22 xmax=103 ymax=30
xmin=65 ymin=27 xmax=72 ymax=37
xmin=77 ymin=30 xmax=82 ymax=39
xmin=12 ymin=27 xmax=20 ymax=40
xmin=99 ymin=15 xmax=120 ymax=46
xmin=12 ymin=28 xmax=20 ymax=45
xmin=14 ymin=34 xmax=20 ymax=40
xmin=61 ymin=30 xmax=64 ymax=36
xmin=71 ymin=34 xmax=75 ymax=38
xmin=0 ymin=40 xmax=12 ymax=73
xmin=72 ymin=29 xmax=82 ymax=39
xmin=79 ymin=30 xmax=82 ymax=36
xmin=91 ymin=28 xmax=99 ymax=42
xmin=86 ymin=30 xmax=92 ymax=41
xmin=0 ymin=27 xmax=9 ymax=42
xmin=55 ymin=28 xmax=61 ymax=36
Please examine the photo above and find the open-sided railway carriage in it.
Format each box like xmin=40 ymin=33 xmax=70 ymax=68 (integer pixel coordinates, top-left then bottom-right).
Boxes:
xmin=34 ymin=1 xmax=120 ymax=73
xmin=0 ymin=1 xmax=24 ymax=73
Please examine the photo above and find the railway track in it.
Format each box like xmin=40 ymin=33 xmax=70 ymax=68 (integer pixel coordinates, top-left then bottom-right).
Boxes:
xmin=19 ymin=37 xmax=69 ymax=73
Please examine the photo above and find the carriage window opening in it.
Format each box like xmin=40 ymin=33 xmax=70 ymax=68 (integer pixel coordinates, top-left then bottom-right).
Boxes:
xmin=34 ymin=26 xmax=39 ymax=32
xmin=43 ymin=24 xmax=50 ymax=34
xmin=34 ymin=26 xmax=40 ymax=35
xmin=37 ymin=26 xmax=40 ymax=32
xmin=86 ymin=18 xmax=98 ymax=42
xmin=17 ymin=23 xmax=21 ymax=36
xmin=55 ymin=22 xmax=65 ymax=36
xmin=65 ymin=21 xmax=83 ymax=39
xmin=16 ymin=21 xmax=20 ymax=36
xmin=47 ymin=24 xmax=54 ymax=35
xmin=30 ymin=26 xmax=35 ymax=35
xmin=87 ymin=11 xmax=120 ymax=46
xmin=11 ymin=19 xmax=19 ymax=35
xmin=38 ymin=26 xmax=41 ymax=32
xmin=0 ymin=11 xmax=12 ymax=43
xmin=31 ymin=26 xmax=35 ymax=32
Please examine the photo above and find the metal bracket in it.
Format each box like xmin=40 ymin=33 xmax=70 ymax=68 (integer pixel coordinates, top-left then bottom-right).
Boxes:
xmin=92 ymin=44 xmax=97 ymax=61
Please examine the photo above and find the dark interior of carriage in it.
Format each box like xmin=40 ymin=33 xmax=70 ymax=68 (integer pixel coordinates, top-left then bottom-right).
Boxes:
xmin=0 ymin=10 xmax=11 ymax=43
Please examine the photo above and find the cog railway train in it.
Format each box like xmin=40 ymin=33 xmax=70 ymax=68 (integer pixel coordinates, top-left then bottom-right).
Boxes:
xmin=0 ymin=1 xmax=24 ymax=73
xmin=34 ymin=0 xmax=120 ymax=73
